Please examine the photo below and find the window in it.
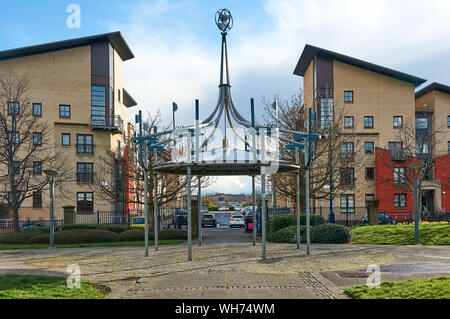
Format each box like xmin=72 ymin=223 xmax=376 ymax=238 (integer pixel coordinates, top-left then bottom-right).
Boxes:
xmin=448 ymin=116 xmax=450 ymax=128
xmin=9 ymin=161 xmax=20 ymax=174
xmin=340 ymin=168 xmax=355 ymax=185
xmin=7 ymin=102 xmax=19 ymax=115
xmin=389 ymin=142 xmax=403 ymax=152
xmin=33 ymin=132 xmax=42 ymax=146
xmin=33 ymin=162 xmax=42 ymax=175
xmin=393 ymin=116 xmax=403 ymax=128
xmin=118 ymin=89 xmax=121 ymax=103
xmin=416 ymin=118 xmax=428 ymax=129
xmin=62 ymin=133 xmax=70 ymax=146
xmin=341 ymin=195 xmax=355 ymax=213
xmin=77 ymin=192 xmax=93 ymax=213
xmin=394 ymin=194 xmax=407 ymax=208
xmin=340 ymin=142 xmax=354 ymax=159
xmin=344 ymin=116 xmax=354 ymax=128
xmin=33 ymin=103 xmax=42 ymax=117
xmin=320 ymin=98 xmax=334 ymax=129
xmin=8 ymin=131 xmax=20 ymax=144
xmin=365 ymin=167 xmax=375 ymax=180
xmin=364 ymin=116 xmax=374 ymax=128
xmin=394 ymin=167 xmax=407 ymax=184
xmin=33 ymin=192 xmax=42 ymax=209
xmin=416 ymin=141 xmax=429 ymax=155
xmin=344 ymin=91 xmax=354 ymax=103
xmin=92 ymin=86 xmax=106 ymax=126
xmin=448 ymin=141 xmax=450 ymax=155
xmin=59 ymin=105 xmax=71 ymax=118
xmin=76 ymin=135 xmax=93 ymax=154
xmin=77 ymin=163 xmax=94 ymax=184
xmin=364 ymin=142 xmax=374 ymax=154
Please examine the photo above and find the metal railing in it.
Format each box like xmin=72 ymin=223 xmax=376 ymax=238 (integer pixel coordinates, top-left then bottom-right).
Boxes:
xmin=76 ymin=172 xmax=94 ymax=185
xmin=91 ymin=115 xmax=124 ymax=132
xmin=0 ymin=218 xmax=64 ymax=234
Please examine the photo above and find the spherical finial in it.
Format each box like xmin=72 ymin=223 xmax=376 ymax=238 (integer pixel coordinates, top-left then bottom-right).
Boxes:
xmin=215 ymin=8 xmax=233 ymax=32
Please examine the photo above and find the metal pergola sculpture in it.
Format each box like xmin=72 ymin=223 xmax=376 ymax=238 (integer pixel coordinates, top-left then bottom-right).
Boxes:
xmin=132 ymin=9 xmax=321 ymax=261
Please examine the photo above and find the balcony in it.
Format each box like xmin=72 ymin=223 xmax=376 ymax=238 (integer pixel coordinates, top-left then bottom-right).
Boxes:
xmin=91 ymin=115 xmax=124 ymax=134
xmin=391 ymin=150 xmax=408 ymax=161
xmin=77 ymin=172 xmax=94 ymax=185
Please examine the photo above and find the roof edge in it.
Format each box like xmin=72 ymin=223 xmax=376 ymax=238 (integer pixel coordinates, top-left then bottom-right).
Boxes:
xmin=415 ymin=82 xmax=450 ymax=99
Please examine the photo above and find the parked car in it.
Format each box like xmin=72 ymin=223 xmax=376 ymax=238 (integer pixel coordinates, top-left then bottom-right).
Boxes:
xmin=131 ymin=217 xmax=146 ymax=228
xmin=219 ymin=206 xmax=228 ymax=211
xmin=201 ymin=206 xmax=209 ymax=214
xmin=202 ymin=213 xmax=217 ymax=227
xmin=229 ymin=214 xmax=245 ymax=228
xmin=361 ymin=213 xmax=397 ymax=225
xmin=241 ymin=206 xmax=257 ymax=216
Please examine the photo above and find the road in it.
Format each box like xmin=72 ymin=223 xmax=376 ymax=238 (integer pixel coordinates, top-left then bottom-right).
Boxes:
xmin=201 ymin=211 xmax=257 ymax=243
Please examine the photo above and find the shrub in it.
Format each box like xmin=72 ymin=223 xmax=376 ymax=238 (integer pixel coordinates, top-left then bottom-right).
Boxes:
xmin=119 ymin=229 xmax=188 ymax=242
xmin=268 ymin=226 xmax=306 ymax=243
xmin=63 ymin=224 xmax=132 ymax=234
xmin=311 ymin=224 xmax=352 ymax=244
xmin=158 ymin=229 xmax=187 ymax=240
xmin=268 ymin=215 xmax=325 ymax=233
xmin=28 ymin=230 xmax=119 ymax=245
xmin=0 ymin=228 xmax=51 ymax=245
xmin=119 ymin=229 xmax=152 ymax=242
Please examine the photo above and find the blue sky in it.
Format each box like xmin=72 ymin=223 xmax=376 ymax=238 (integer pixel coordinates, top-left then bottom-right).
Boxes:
xmin=1 ymin=0 xmax=450 ymax=194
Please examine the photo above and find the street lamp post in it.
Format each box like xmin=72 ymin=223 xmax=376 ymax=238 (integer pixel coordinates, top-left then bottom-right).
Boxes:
xmin=44 ymin=169 xmax=59 ymax=249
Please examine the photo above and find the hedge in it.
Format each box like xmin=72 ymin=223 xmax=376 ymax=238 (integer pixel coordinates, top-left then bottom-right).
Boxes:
xmin=0 ymin=228 xmax=51 ymax=245
xmin=63 ymin=224 xmax=133 ymax=234
xmin=268 ymin=215 xmax=325 ymax=233
xmin=28 ymin=230 xmax=119 ymax=245
xmin=267 ymin=224 xmax=352 ymax=244
xmin=119 ymin=229 xmax=188 ymax=242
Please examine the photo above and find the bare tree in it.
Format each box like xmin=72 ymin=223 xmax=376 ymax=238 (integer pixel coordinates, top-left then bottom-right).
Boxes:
xmin=263 ymin=92 xmax=364 ymax=213
xmin=0 ymin=73 xmax=72 ymax=231
xmin=91 ymin=111 xmax=214 ymax=222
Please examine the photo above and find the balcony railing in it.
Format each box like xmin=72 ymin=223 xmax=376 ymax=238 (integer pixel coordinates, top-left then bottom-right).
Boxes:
xmin=391 ymin=150 xmax=408 ymax=161
xmin=77 ymin=172 xmax=94 ymax=185
xmin=91 ymin=115 xmax=124 ymax=133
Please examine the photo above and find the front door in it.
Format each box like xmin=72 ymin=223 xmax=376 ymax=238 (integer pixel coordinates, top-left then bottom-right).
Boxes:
xmin=421 ymin=190 xmax=434 ymax=215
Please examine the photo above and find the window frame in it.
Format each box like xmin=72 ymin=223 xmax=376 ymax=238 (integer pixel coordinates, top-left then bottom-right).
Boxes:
xmin=33 ymin=192 xmax=43 ymax=209
xmin=77 ymin=192 xmax=94 ymax=213
xmin=340 ymin=194 xmax=355 ymax=213
xmin=33 ymin=161 xmax=43 ymax=176
xmin=394 ymin=193 xmax=407 ymax=208
xmin=365 ymin=167 xmax=375 ymax=180
xmin=344 ymin=91 xmax=354 ymax=103
xmin=393 ymin=116 xmax=403 ymax=129
xmin=344 ymin=116 xmax=354 ymax=129
xmin=32 ymin=103 xmax=42 ymax=117
xmin=7 ymin=102 xmax=20 ymax=116
xmin=364 ymin=142 xmax=374 ymax=154
xmin=340 ymin=168 xmax=355 ymax=185
xmin=340 ymin=142 xmax=355 ymax=159
xmin=394 ymin=167 xmax=407 ymax=184
xmin=59 ymin=105 xmax=71 ymax=119
xmin=62 ymin=133 xmax=71 ymax=147
xmin=77 ymin=163 xmax=94 ymax=184
xmin=76 ymin=134 xmax=94 ymax=154
xmin=364 ymin=116 xmax=374 ymax=129
xmin=33 ymin=132 xmax=43 ymax=146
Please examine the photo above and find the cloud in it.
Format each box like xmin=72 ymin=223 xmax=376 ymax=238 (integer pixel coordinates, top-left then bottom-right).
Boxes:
xmin=203 ymin=176 xmax=252 ymax=195
xmin=110 ymin=0 xmax=450 ymax=193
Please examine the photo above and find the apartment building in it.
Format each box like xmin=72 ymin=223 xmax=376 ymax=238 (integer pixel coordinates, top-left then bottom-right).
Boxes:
xmin=0 ymin=32 xmax=137 ymax=219
xmin=294 ymin=45 xmax=450 ymax=215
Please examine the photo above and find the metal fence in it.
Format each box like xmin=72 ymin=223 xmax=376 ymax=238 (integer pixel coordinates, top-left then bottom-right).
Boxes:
xmin=74 ymin=207 xmax=178 ymax=230
xmin=0 ymin=218 xmax=64 ymax=234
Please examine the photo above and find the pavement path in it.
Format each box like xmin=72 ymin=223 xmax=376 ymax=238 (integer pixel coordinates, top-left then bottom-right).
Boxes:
xmin=0 ymin=227 xmax=449 ymax=299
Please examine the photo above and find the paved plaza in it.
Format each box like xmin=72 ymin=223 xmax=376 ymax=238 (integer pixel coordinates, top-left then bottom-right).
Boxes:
xmin=1 ymin=230 xmax=449 ymax=299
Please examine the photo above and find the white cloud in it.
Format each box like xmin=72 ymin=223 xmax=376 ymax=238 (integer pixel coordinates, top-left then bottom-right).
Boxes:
xmin=109 ymin=0 xmax=450 ymax=193
xmin=203 ymin=176 xmax=252 ymax=195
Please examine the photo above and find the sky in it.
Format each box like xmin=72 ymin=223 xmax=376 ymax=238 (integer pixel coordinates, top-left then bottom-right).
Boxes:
xmin=1 ymin=0 xmax=449 ymax=194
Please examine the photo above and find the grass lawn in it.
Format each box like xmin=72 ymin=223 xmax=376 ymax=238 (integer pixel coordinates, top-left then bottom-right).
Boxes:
xmin=345 ymin=277 xmax=450 ymax=299
xmin=0 ymin=240 xmax=185 ymax=250
xmin=0 ymin=274 xmax=110 ymax=299
xmin=351 ymin=224 xmax=450 ymax=245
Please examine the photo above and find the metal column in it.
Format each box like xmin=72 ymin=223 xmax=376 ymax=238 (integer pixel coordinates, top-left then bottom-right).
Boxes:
xmin=261 ymin=174 xmax=267 ymax=260
xmin=153 ymin=129 xmax=159 ymax=251
xmin=252 ymin=176 xmax=256 ymax=246
xmin=295 ymin=147 xmax=301 ymax=249
xmin=187 ymin=166 xmax=192 ymax=261
xmin=144 ymin=140 xmax=149 ymax=257
xmin=273 ymin=176 xmax=277 ymax=216
xmin=198 ymin=177 xmax=202 ymax=247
